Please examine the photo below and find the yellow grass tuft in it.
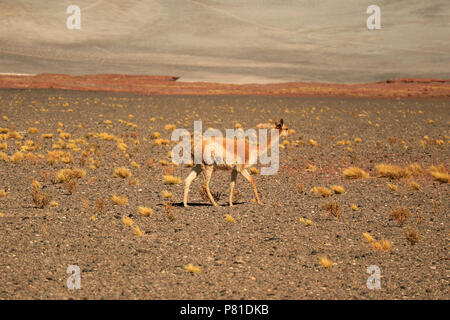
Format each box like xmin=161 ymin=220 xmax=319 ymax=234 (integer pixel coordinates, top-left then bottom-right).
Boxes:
xmin=362 ymin=232 xmax=375 ymax=243
xmin=138 ymin=206 xmax=153 ymax=217
xmin=410 ymin=181 xmax=420 ymax=190
xmin=305 ymin=164 xmax=317 ymax=172
xmin=408 ymin=163 xmax=423 ymax=175
xmin=0 ymin=142 xmax=7 ymax=150
xmin=387 ymin=183 xmax=398 ymax=191
xmin=319 ymin=257 xmax=333 ymax=268
xmin=343 ymin=167 xmax=369 ymax=179
xmin=162 ymin=190 xmax=173 ymax=198
xmin=114 ymin=167 xmax=132 ymax=179
xmin=351 ymin=203 xmax=359 ymax=211
xmin=54 ymin=168 xmax=86 ymax=183
xmin=59 ymin=132 xmax=71 ymax=139
xmin=0 ymin=189 xmax=8 ymax=198
xmin=134 ymin=226 xmax=143 ymax=236
xmin=7 ymin=131 xmax=23 ymax=139
xmin=150 ymin=132 xmax=161 ymax=139
xmin=0 ymin=152 xmax=8 ymax=161
xmin=121 ymin=216 xmax=133 ymax=226
xmin=331 ymin=185 xmax=345 ymax=194
xmin=163 ymin=175 xmax=182 ymax=185
xmin=299 ymin=217 xmax=313 ymax=226
xmin=224 ymin=214 xmax=236 ymax=223
xmin=28 ymin=127 xmax=39 ymax=134
xmin=165 ymin=124 xmax=176 ymax=131
xmin=131 ymin=161 xmax=140 ymax=168
xmin=50 ymin=201 xmax=59 ymax=208
xmin=429 ymin=165 xmax=449 ymax=183
xmin=159 ymin=159 xmax=169 ymax=166
xmin=99 ymin=132 xmax=115 ymax=141
xmin=376 ymin=163 xmax=411 ymax=179
xmin=112 ymin=195 xmax=128 ymax=205
xmin=311 ymin=187 xmax=332 ymax=197
xmin=117 ymin=142 xmax=127 ymax=152
xmin=184 ymin=263 xmax=201 ymax=274
xmin=155 ymin=138 xmax=170 ymax=145
xmin=308 ymin=139 xmax=318 ymax=146
xmin=31 ymin=180 xmax=41 ymax=190
xmin=10 ymin=151 xmax=25 ymax=163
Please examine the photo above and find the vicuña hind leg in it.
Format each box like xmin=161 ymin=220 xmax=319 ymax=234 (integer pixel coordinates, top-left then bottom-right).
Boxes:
xmin=203 ymin=165 xmax=219 ymax=207
xmin=240 ymin=168 xmax=262 ymax=205
xmin=229 ymin=169 xmax=238 ymax=207
xmin=184 ymin=164 xmax=202 ymax=207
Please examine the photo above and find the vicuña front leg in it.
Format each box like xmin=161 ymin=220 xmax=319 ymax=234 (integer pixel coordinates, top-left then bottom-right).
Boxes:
xmin=229 ymin=169 xmax=238 ymax=207
xmin=203 ymin=165 xmax=219 ymax=207
xmin=184 ymin=165 xmax=202 ymax=207
xmin=240 ymin=168 xmax=262 ymax=205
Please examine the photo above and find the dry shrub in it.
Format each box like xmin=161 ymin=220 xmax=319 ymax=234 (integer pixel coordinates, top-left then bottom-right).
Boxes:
xmin=406 ymin=229 xmax=420 ymax=245
xmin=429 ymin=165 xmax=449 ymax=183
xmin=224 ymin=214 xmax=236 ymax=223
xmin=343 ymin=167 xmax=369 ymax=179
xmin=0 ymin=189 xmax=8 ymax=198
xmin=150 ymin=132 xmax=161 ymax=139
xmin=408 ymin=163 xmax=423 ymax=175
xmin=114 ymin=167 xmax=131 ymax=179
xmin=389 ymin=207 xmax=412 ymax=226
xmin=162 ymin=190 xmax=173 ymax=199
xmin=311 ymin=187 xmax=332 ymax=197
xmin=376 ymin=164 xmax=411 ymax=179
xmin=54 ymin=168 xmax=86 ymax=183
xmin=322 ymin=202 xmax=341 ymax=219
xmin=319 ymin=257 xmax=333 ymax=268
xmin=95 ymin=198 xmax=105 ymax=214
xmin=122 ymin=216 xmax=133 ymax=226
xmin=163 ymin=175 xmax=181 ymax=185
xmin=10 ymin=151 xmax=25 ymax=163
xmin=111 ymin=195 xmax=128 ymax=205
xmin=134 ymin=226 xmax=143 ymax=236
xmin=138 ymin=206 xmax=153 ymax=217
xmin=155 ymin=139 xmax=170 ymax=146
xmin=363 ymin=232 xmax=375 ymax=243
xmin=387 ymin=183 xmax=397 ymax=191
xmin=410 ymin=181 xmax=420 ymax=190
xmin=63 ymin=179 xmax=78 ymax=195
xmin=372 ymin=239 xmax=392 ymax=251
xmin=164 ymin=201 xmax=176 ymax=221
xmin=163 ymin=166 xmax=175 ymax=176
xmin=198 ymin=185 xmax=222 ymax=202
xmin=32 ymin=189 xmax=51 ymax=209
xmin=296 ymin=183 xmax=304 ymax=194
xmin=31 ymin=180 xmax=41 ymax=190
xmin=331 ymin=185 xmax=345 ymax=194
xmin=184 ymin=263 xmax=201 ymax=274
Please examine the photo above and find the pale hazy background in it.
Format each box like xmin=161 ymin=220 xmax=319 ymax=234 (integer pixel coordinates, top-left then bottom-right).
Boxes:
xmin=0 ymin=0 xmax=449 ymax=83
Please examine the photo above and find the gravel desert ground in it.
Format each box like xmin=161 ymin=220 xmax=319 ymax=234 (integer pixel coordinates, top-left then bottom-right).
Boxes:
xmin=0 ymin=89 xmax=448 ymax=299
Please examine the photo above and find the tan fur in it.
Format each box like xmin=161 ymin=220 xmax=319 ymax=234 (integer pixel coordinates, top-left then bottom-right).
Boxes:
xmin=183 ymin=119 xmax=288 ymax=207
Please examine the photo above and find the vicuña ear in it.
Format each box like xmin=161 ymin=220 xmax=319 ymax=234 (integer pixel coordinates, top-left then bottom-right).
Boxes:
xmin=280 ymin=119 xmax=284 ymax=126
